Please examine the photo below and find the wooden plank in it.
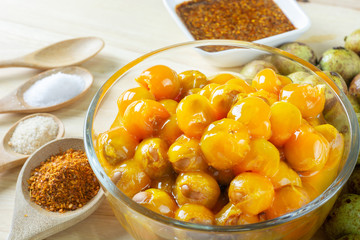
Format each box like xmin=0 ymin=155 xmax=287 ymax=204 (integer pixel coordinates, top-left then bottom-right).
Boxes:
xmin=297 ymin=0 xmax=360 ymax=10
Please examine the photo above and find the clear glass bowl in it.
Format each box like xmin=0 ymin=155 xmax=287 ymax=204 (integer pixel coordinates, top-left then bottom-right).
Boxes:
xmin=84 ymin=40 xmax=360 ymax=240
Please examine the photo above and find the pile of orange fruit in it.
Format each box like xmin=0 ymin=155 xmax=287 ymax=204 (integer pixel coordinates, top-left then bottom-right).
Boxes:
xmin=96 ymin=64 xmax=344 ymax=225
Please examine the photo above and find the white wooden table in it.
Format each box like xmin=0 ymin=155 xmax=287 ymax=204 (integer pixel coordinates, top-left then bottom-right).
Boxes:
xmin=0 ymin=0 xmax=360 ymax=239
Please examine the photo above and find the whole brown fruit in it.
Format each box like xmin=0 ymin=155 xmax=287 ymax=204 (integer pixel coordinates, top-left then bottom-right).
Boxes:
xmin=349 ymin=73 xmax=360 ymax=102
xmin=319 ymin=47 xmax=360 ymax=84
xmin=345 ymin=29 xmax=360 ymax=55
xmin=323 ymin=194 xmax=360 ymax=239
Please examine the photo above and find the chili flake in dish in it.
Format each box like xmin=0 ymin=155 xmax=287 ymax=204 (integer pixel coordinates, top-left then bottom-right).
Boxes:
xmin=28 ymin=149 xmax=100 ymax=213
xmin=175 ymin=0 xmax=296 ymax=41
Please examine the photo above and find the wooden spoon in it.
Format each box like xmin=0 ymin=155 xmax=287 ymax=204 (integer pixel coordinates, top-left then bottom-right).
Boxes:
xmin=0 ymin=113 xmax=65 ymax=172
xmin=7 ymin=137 xmax=104 ymax=240
xmin=0 ymin=37 xmax=104 ymax=69
xmin=0 ymin=66 xmax=93 ymax=114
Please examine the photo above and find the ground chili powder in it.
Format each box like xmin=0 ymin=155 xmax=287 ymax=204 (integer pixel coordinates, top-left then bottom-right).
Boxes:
xmin=176 ymin=0 xmax=296 ymax=41
xmin=28 ymin=149 xmax=100 ymax=213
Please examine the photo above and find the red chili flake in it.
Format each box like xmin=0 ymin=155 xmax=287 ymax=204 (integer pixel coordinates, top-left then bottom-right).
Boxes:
xmin=27 ymin=149 xmax=100 ymax=213
xmin=176 ymin=0 xmax=296 ymax=41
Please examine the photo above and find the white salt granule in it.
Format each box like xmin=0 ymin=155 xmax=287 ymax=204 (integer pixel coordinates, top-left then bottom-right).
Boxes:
xmin=23 ymin=72 xmax=85 ymax=107
xmin=8 ymin=116 xmax=59 ymax=155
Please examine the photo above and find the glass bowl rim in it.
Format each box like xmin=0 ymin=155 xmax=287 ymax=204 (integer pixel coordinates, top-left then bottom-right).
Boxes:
xmin=84 ymin=39 xmax=360 ymax=232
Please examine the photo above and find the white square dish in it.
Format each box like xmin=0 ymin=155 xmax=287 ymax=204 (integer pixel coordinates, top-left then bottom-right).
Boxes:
xmin=163 ymin=0 xmax=311 ymax=67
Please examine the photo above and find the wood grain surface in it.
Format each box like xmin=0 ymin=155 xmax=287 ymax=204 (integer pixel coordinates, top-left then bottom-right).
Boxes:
xmin=297 ymin=0 xmax=360 ymax=10
xmin=0 ymin=0 xmax=360 ymax=239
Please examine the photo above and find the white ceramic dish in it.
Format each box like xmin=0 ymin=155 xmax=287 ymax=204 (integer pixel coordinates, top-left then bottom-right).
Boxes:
xmin=163 ymin=0 xmax=311 ymax=67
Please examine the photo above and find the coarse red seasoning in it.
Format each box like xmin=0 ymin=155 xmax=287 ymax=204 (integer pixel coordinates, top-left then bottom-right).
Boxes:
xmin=176 ymin=0 xmax=296 ymax=41
xmin=28 ymin=149 xmax=100 ymax=213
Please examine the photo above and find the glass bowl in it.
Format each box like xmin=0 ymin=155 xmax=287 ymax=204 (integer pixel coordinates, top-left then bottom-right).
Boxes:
xmin=84 ymin=40 xmax=359 ymax=240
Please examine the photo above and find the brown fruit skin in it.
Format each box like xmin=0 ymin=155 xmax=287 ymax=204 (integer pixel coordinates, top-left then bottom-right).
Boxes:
xmin=279 ymin=42 xmax=317 ymax=65
xmin=345 ymin=29 xmax=360 ymax=55
xmin=287 ymin=71 xmax=311 ymax=84
xmin=349 ymin=73 xmax=360 ymax=102
xmin=346 ymin=94 xmax=360 ymax=164
xmin=323 ymin=194 xmax=360 ymax=240
xmin=270 ymin=42 xmax=317 ymax=75
xmin=319 ymin=47 xmax=360 ymax=84
xmin=324 ymin=71 xmax=349 ymax=95
xmin=337 ymin=234 xmax=360 ymax=240
xmin=348 ymin=167 xmax=360 ymax=195
xmin=323 ymin=71 xmax=349 ymax=112
xmin=347 ymin=94 xmax=360 ymax=114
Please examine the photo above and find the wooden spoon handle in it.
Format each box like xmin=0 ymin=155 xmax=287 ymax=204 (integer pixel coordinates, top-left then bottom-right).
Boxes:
xmin=0 ymin=58 xmax=28 ymax=68
xmin=0 ymin=93 xmax=26 ymax=114
xmin=7 ymin=175 xmax=62 ymax=240
xmin=0 ymin=144 xmax=27 ymax=173
xmin=7 ymin=195 xmax=61 ymax=240
xmin=0 ymin=157 xmax=27 ymax=173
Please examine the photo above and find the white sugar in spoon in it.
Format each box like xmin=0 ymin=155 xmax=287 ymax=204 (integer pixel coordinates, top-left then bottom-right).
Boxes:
xmin=0 ymin=37 xmax=104 ymax=69
xmin=0 ymin=66 xmax=93 ymax=114
xmin=0 ymin=113 xmax=65 ymax=173
xmin=8 ymin=137 xmax=104 ymax=240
